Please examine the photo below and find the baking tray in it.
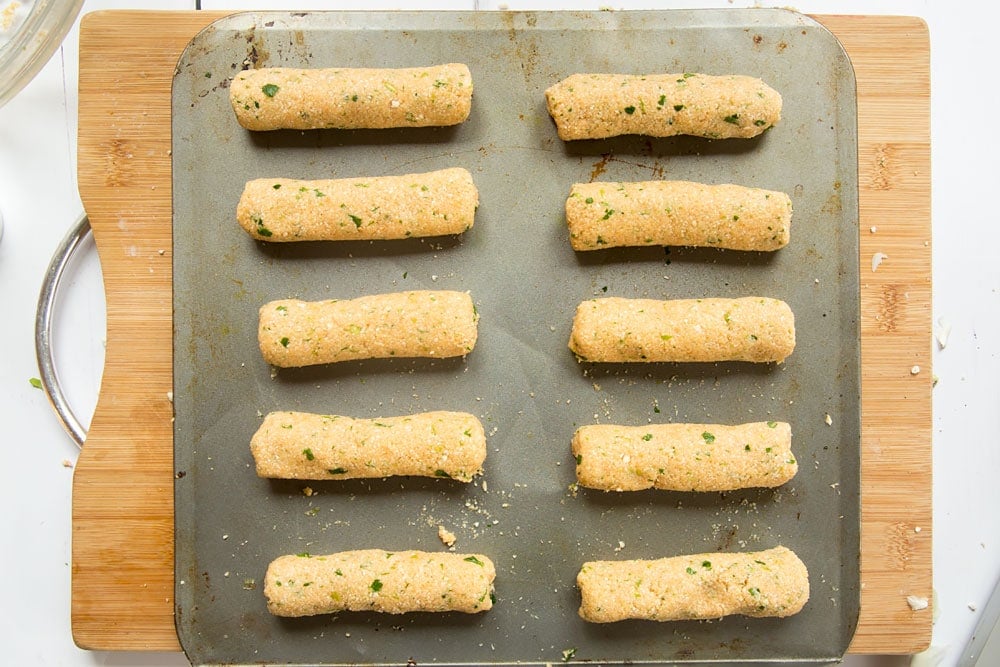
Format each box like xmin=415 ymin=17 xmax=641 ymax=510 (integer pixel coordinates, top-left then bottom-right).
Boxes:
xmin=172 ymin=9 xmax=859 ymax=666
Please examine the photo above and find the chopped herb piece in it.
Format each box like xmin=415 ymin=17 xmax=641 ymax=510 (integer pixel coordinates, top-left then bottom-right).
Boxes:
xmin=463 ymin=428 xmax=472 ymax=437
xmin=433 ymin=79 xmax=447 ymax=88
xmin=464 ymin=555 xmax=485 ymax=566
xmin=575 ymin=454 xmax=583 ymax=465
xmin=749 ymin=587 xmax=760 ymax=596
xmin=702 ymin=432 xmax=716 ymax=444
xmin=624 ymin=105 xmax=636 ymax=115
xmin=272 ymin=183 xmax=281 ymax=189
xmin=296 ymin=552 xmax=311 ymax=558
xmin=348 ymin=214 xmax=363 ymax=228
xmin=279 ymin=337 xmax=289 ymax=348
xmin=660 ymin=334 xmax=672 ymax=341
xmin=723 ymin=114 xmax=740 ymax=124
xmin=683 ymin=72 xmax=696 ymax=78
xmin=252 ymin=215 xmax=272 ymax=237
xmin=653 ymin=405 xmax=661 ymax=414
xmin=766 ymin=447 xmax=773 ymax=453
xmin=303 ymin=448 xmax=314 ymax=461
xmin=561 ymin=647 xmax=577 ymax=662
xmin=314 ymin=189 xmax=325 ymax=197
xmin=724 ymin=311 xmax=731 ymax=324
xmin=686 ymin=567 xmax=696 ymax=575
xmin=304 ymin=507 xmax=320 ymax=516
xmin=585 ymin=197 xmax=594 ymax=204
xmin=351 ymin=94 xmax=358 ymax=102
xmin=642 ymin=433 xmax=653 ymax=441
xmin=754 ymin=119 xmax=768 ymax=127
xmin=402 ymin=272 xmax=408 ymax=279
xmin=745 ymin=444 xmax=751 ymax=451
xmin=29 ymin=377 xmax=42 ymax=389
xmin=673 ymin=104 xmax=685 ymax=112
xmin=434 ymin=469 xmax=451 ymax=478
xmin=328 ymin=467 xmax=348 ymax=475
xmin=335 ymin=569 xmax=344 ymax=576
xmin=767 ymin=421 xmax=777 ymax=428
xmin=602 ymin=208 xmax=614 ymax=220
xmin=657 ymin=94 xmax=666 ymax=107
xmin=276 ymin=305 xmax=287 ymax=312
xmin=261 ymin=83 xmax=280 ymax=97
xmin=750 ymin=334 xmax=759 ymax=341
xmin=595 ymin=235 xmax=607 ymax=245
xmin=702 ymin=560 xmax=712 ymax=570
xmin=370 ymin=579 xmax=383 ymax=592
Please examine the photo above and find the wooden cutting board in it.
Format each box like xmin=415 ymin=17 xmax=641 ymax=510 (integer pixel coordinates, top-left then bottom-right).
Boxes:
xmin=72 ymin=10 xmax=931 ymax=655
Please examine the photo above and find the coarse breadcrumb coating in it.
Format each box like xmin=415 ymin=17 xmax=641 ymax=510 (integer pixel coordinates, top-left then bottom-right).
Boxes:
xmin=230 ymin=64 xmax=472 ymax=131
xmin=577 ymin=546 xmax=809 ymax=622
xmin=545 ymin=72 xmax=781 ymax=140
xmin=251 ymin=411 xmax=487 ymax=482
xmin=238 ymin=168 xmax=478 ymax=242
xmin=568 ymin=296 xmax=795 ymax=363
xmin=258 ymin=290 xmax=478 ymax=368
xmin=265 ymin=549 xmax=495 ymax=617
xmin=566 ymin=180 xmax=791 ymax=251
xmin=572 ymin=421 xmax=796 ymax=492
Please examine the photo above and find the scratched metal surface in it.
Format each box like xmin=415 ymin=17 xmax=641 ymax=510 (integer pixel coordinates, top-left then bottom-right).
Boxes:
xmin=172 ymin=9 xmax=859 ymax=666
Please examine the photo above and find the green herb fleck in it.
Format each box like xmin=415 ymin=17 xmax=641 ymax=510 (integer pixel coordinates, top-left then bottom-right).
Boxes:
xmin=754 ymin=119 xmax=768 ymax=127
xmin=303 ymin=448 xmax=314 ymax=461
xmin=276 ymin=305 xmax=287 ymax=312
xmin=370 ymin=579 xmax=383 ymax=592
xmin=749 ymin=587 xmax=760 ymax=596
xmin=595 ymin=235 xmax=607 ymax=245
xmin=29 ymin=377 xmax=42 ymax=389
xmin=702 ymin=432 xmax=716 ymax=444
xmin=602 ymin=208 xmax=614 ymax=220
xmin=328 ymin=467 xmax=348 ymax=475
xmin=304 ymin=507 xmax=320 ymax=516
xmin=434 ymin=469 xmax=452 ymax=478
xmin=272 ymin=183 xmax=282 ymax=189
xmin=279 ymin=337 xmax=289 ymax=348
xmin=348 ymin=214 xmax=363 ymax=228
xmin=561 ymin=648 xmax=577 ymax=662
xmin=585 ymin=197 xmax=594 ymax=204
xmin=642 ymin=433 xmax=653 ymax=441
xmin=745 ymin=444 xmax=751 ymax=451
xmin=464 ymin=555 xmax=485 ymax=567
xmin=767 ymin=421 xmax=777 ymax=428
xmin=261 ymin=83 xmax=280 ymax=97
xmin=723 ymin=114 xmax=740 ymax=124
xmin=686 ymin=567 xmax=696 ymax=575
xmin=683 ymin=72 xmax=695 ymax=78
xmin=314 ymin=189 xmax=325 ymax=198
xmin=653 ymin=405 xmax=661 ymax=414
xmin=575 ymin=454 xmax=583 ymax=465
xmin=296 ymin=552 xmax=311 ymax=558
xmin=433 ymin=79 xmax=448 ymax=88
xmin=624 ymin=105 xmax=636 ymax=115
xmin=750 ymin=334 xmax=759 ymax=341
xmin=702 ymin=560 xmax=712 ymax=570
xmin=335 ymin=569 xmax=344 ymax=576
xmin=252 ymin=215 xmax=272 ymax=237
xmin=673 ymin=104 xmax=685 ymax=112
xmin=657 ymin=94 xmax=666 ymax=107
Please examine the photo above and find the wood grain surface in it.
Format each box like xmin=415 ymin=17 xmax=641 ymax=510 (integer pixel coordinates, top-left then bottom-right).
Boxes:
xmin=73 ymin=10 xmax=931 ymax=654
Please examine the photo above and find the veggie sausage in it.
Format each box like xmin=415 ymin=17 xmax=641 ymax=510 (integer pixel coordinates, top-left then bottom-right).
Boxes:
xmin=259 ymin=291 xmax=478 ymax=367
xmin=577 ymin=546 xmax=809 ymax=622
xmin=545 ymin=72 xmax=781 ymax=140
xmin=230 ymin=64 xmax=473 ymax=131
xmin=265 ymin=549 xmax=496 ymax=617
xmin=568 ymin=297 xmax=795 ymax=364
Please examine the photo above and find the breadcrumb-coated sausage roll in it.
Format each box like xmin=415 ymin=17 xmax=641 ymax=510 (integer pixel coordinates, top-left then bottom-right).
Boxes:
xmin=566 ymin=180 xmax=791 ymax=251
xmin=545 ymin=72 xmax=781 ymax=140
xmin=577 ymin=546 xmax=809 ymax=623
xmin=259 ymin=290 xmax=478 ymax=368
xmin=265 ymin=549 xmax=496 ymax=617
xmin=568 ymin=297 xmax=795 ymax=363
xmin=238 ymin=168 xmax=478 ymax=242
xmin=251 ymin=410 xmax=486 ymax=482
xmin=230 ymin=64 xmax=473 ymax=131
xmin=572 ymin=421 xmax=795 ymax=492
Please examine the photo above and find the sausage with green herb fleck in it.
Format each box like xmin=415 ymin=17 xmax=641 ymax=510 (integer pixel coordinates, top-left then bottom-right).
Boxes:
xmin=251 ymin=410 xmax=486 ymax=482
xmin=238 ymin=167 xmax=478 ymax=242
xmin=573 ymin=421 xmax=795 ymax=492
xmin=566 ymin=180 xmax=791 ymax=251
xmin=230 ymin=63 xmax=473 ymax=131
xmin=259 ymin=290 xmax=478 ymax=367
xmin=545 ymin=72 xmax=781 ymax=140
xmin=265 ymin=549 xmax=496 ymax=617
xmin=577 ymin=546 xmax=809 ymax=622
xmin=568 ymin=297 xmax=795 ymax=363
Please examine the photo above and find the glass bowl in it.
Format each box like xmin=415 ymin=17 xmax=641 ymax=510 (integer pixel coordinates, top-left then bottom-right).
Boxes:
xmin=0 ymin=0 xmax=84 ymax=108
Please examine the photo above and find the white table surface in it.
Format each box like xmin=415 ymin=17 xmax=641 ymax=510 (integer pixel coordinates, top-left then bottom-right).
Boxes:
xmin=0 ymin=1 xmax=995 ymax=665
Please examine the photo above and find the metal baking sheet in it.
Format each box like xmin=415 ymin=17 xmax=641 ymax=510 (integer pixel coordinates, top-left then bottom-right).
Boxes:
xmin=172 ymin=10 xmax=859 ymax=666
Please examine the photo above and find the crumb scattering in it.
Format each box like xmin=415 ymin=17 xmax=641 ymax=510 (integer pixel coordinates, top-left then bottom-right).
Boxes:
xmin=906 ymin=595 xmax=928 ymax=611
xmin=438 ymin=525 xmax=456 ymax=547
